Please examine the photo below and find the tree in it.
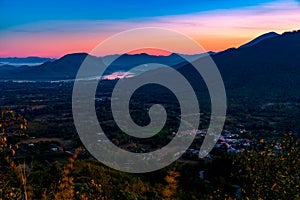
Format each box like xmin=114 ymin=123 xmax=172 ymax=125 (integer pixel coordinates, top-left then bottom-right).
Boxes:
xmin=232 ymin=133 xmax=300 ymax=199
xmin=163 ymin=170 xmax=180 ymax=200
xmin=0 ymin=109 xmax=32 ymax=200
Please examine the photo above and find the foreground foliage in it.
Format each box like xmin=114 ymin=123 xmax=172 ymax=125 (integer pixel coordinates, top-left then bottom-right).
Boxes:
xmin=0 ymin=110 xmax=299 ymax=199
xmin=232 ymin=134 xmax=300 ymax=199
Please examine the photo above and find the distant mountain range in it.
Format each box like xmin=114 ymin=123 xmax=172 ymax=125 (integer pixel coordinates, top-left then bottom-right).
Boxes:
xmin=0 ymin=57 xmax=56 ymax=67
xmin=123 ymin=30 xmax=300 ymax=98
xmin=0 ymin=52 xmax=212 ymax=80
xmin=1 ymin=30 xmax=300 ymax=98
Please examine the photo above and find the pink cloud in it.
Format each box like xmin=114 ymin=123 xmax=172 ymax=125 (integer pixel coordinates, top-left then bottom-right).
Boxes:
xmin=0 ymin=0 xmax=299 ymax=57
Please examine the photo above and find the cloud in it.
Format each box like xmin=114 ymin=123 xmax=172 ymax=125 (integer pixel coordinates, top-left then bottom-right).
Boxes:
xmin=155 ymin=0 xmax=300 ymax=32
xmin=0 ymin=0 xmax=299 ymax=57
xmin=3 ymin=0 xmax=299 ymax=36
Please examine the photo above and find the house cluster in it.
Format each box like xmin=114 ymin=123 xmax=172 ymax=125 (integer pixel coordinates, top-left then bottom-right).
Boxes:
xmin=214 ymin=130 xmax=252 ymax=153
xmin=184 ymin=129 xmax=253 ymax=158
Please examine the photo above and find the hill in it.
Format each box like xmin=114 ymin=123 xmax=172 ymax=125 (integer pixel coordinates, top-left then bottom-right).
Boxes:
xmin=239 ymin=32 xmax=279 ymax=48
xmin=0 ymin=53 xmax=197 ymax=81
xmin=179 ymin=30 xmax=300 ymax=98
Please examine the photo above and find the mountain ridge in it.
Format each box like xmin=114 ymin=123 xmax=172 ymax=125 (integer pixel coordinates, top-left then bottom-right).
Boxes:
xmin=239 ymin=31 xmax=279 ymax=49
xmin=0 ymin=30 xmax=299 ymax=89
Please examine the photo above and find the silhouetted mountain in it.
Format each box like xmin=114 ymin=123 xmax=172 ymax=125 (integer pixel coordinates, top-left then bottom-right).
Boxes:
xmin=0 ymin=53 xmax=96 ymax=80
xmin=1 ymin=29 xmax=300 ymax=100
xmin=0 ymin=56 xmax=56 ymax=66
xmin=178 ymin=30 xmax=300 ymax=98
xmin=101 ymin=52 xmax=211 ymax=65
xmin=0 ymin=56 xmax=56 ymax=63
xmin=101 ymin=53 xmax=191 ymax=71
xmin=239 ymin=32 xmax=279 ymax=48
xmin=0 ymin=52 xmax=200 ymax=80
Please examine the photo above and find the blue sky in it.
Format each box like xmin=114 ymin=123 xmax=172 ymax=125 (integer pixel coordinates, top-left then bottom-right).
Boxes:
xmin=0 ymin=0 xmax=284 ymax=29
xmin=1 ymin=0 xmax=299 ymax=57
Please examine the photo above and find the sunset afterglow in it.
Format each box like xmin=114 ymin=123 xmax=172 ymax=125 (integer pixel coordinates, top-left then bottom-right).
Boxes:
xmin=1 ymin=0 xmax=299 ymax=57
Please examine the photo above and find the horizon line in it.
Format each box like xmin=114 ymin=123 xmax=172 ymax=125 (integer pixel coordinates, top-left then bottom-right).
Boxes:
xmin=1 ymin=29 xmax=299 ymax=59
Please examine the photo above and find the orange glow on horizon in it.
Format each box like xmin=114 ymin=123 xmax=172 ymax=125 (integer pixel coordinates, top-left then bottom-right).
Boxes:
xmin=127 ymin=48 xmax=172 ymax=56
xmin=1 ymin=0 xmax=299 ymax=58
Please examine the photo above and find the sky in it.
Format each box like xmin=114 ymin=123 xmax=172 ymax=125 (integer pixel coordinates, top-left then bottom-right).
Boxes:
xmin=0 ymin=0 xmax=299 ymax=57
